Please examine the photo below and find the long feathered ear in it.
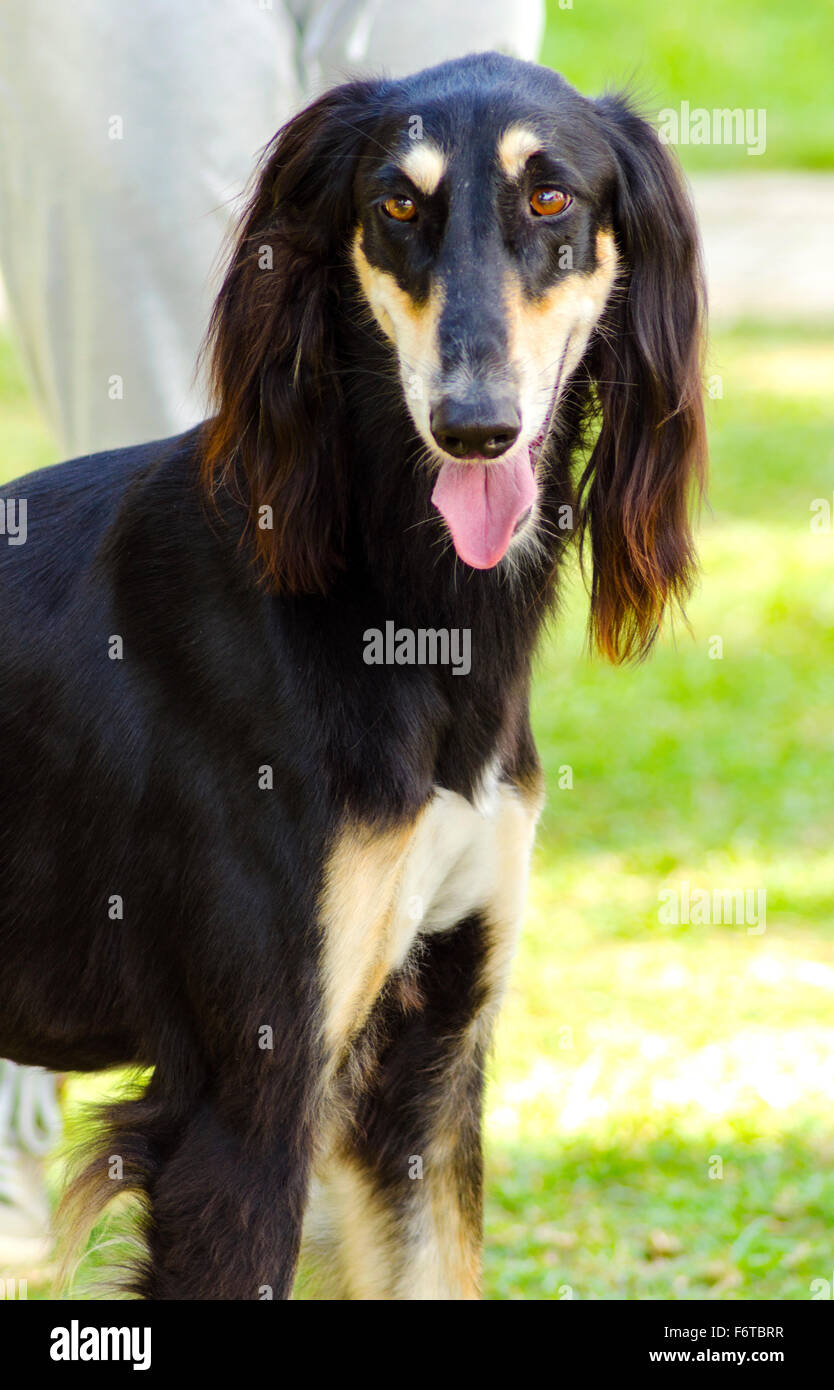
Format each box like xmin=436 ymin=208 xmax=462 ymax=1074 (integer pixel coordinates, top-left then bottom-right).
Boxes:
xmin=580 ymin=94 xmax=707 ymax=662
xmin=201 ymin=83 xmax=378 ymax=593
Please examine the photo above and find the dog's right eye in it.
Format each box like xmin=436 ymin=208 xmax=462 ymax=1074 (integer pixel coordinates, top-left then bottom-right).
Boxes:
xmin=530 ymin=187 xmax=572 ymax=217
xmin=382 ymin=196 xmax=417 ymax=222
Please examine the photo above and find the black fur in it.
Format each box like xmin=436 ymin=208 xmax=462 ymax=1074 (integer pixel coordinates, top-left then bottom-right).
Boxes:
xmin=0 ymin=52 xmax=705 ymax=1299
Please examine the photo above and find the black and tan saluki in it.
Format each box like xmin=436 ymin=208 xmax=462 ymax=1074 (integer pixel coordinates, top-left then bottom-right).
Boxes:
xmin=0 ymin=52 xmax=705 ymax=1299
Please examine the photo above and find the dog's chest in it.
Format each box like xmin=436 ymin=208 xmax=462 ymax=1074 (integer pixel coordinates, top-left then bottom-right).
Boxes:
xmin=318 ymin=772 xmax=539 ymax=1055
xmin=386 ymin=775 xmax=509 ymax=965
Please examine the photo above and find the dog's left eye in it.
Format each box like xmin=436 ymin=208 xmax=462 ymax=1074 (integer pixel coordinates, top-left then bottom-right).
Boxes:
xmin=382 ymin=196 xmax=417 ymax=222
xmin=530 ymin=187 xmax=572 ymax=217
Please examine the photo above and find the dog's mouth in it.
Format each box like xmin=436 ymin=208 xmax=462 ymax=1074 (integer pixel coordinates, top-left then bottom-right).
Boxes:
xmin=430 ymin=385 xmax=560 ymax=570
xmin=430 ymin=338 xmax=573 ymax=569
xmin=430 ymin=443 xmax=536 ymax=569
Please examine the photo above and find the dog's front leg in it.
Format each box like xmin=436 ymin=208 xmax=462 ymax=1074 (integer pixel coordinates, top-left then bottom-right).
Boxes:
xmin=307 ymin=779 xmax=541 ymax=1299
xmin=308 ymin=910 xmax=496 ymax=1300
xmin=75 ymin=967 xmax=328 ymax=1302
xmin=140 ymin=1078 xmax=317 ymax=1301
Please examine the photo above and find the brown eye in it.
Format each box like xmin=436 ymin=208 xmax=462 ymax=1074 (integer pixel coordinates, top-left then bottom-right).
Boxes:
xmin=382 ymin=195 xmax=417 ymax=222
xmin=530 ymin=187 xmax=572 ymax=217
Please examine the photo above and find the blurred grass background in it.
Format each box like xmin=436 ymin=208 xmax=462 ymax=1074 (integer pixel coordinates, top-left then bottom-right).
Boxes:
xmin=2 ymin=0 xmax=833 ymax=1301
xmin=542 ymin=0 xmax=834 ymax=169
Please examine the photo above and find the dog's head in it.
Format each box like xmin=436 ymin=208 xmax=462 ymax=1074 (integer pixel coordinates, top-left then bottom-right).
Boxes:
xmin=203 ymin=53 xmax=706 ymax=660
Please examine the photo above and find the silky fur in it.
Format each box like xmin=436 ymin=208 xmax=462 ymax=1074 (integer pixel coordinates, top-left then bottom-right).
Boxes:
xmin=0 ymin=52 xmax=705 ymax=1299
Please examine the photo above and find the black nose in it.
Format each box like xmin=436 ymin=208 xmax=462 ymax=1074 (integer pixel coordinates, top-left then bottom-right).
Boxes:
xmin=430 ymin=396 xmax=521 ymax=459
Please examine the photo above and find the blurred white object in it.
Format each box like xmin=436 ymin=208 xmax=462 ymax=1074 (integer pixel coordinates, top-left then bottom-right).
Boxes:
xmin=693 ymin=173 xmax=834 ymax=323
xmin=0 ymin=1062 xmax=60 ymax=1271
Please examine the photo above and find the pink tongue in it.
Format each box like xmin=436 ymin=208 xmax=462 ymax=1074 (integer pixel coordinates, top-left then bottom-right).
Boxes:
xmin=431 ymin=449 xmax=536 ymax=569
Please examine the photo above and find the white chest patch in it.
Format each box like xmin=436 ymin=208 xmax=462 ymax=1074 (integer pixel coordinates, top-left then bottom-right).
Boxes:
xmin=387 ymin=777 xmax=507 ymax=970
xmin=318 ymin=771 xmax=542 ymax=1058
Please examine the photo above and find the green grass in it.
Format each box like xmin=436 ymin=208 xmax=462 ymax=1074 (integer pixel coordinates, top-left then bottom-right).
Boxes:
xmin=3 ymin=317 xmax=834 ymax=1299
xmin=0 ymin=332 xmax=56 ymax=479
xmin=542 ymin=0 xmax=834 ymax=170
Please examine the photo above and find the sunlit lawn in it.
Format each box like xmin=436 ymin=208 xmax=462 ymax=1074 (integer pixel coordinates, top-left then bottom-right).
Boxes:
xmin=542 ymin=0 xmax=834 ymax=170
xmin=2 ymin=319 xmax=833 ymax=1298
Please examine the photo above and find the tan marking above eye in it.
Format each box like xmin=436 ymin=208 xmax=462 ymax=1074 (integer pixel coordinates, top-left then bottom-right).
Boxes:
xmin=382 ymin=195 xmax=417 ymax=222
xmin=497 ymin=125 xmax=542 ymax=180
xmin=530 ymin=187 xmax=572 ymax=217
xmin=399 ymin=141 xmax=446 ymax=195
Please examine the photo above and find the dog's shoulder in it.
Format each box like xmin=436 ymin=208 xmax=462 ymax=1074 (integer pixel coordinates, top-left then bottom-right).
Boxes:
xmin=0 ymin=426 xmax=211 ymax=606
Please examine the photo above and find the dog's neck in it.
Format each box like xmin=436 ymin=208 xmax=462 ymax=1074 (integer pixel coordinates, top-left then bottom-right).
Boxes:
xmin=308 ymin=315 xmax=579 ymax=804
